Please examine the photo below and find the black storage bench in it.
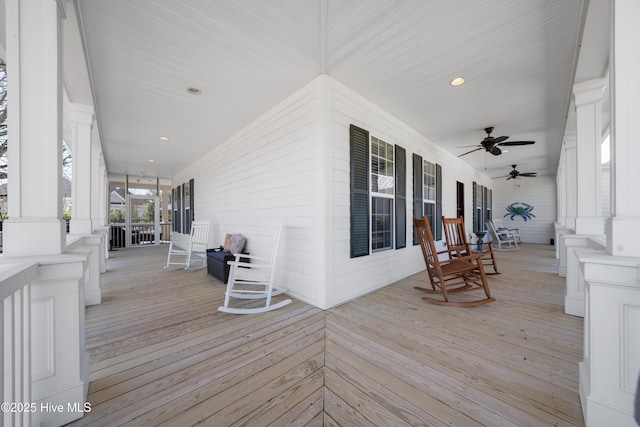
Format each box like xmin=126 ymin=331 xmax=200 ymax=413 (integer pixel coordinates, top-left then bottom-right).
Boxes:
xmin=206 ymin=249 xmax=249 ymax=283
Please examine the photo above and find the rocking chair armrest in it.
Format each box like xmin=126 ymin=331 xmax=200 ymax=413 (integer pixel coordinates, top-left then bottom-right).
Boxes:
xmin=453 ymin=252 xmax=484 ymax=263
xmin=227 ymin=258 xmax=270 ymax=268
xmin=226 ymin=260 xmax=261 ymax=269
xmin=476 ymin=241 xmax=494 ymax=249
xmin=231 ymin=254 xmax=269 ymax=261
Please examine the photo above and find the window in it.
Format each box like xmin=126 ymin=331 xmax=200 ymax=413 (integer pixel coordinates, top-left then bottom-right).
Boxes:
xmin=172 ymin=179 xmax=194 ymax=234
xmin=472 ymin=182 xmax=491 ymax=234
xmin=423 ymin=160 xmax=436 ymax=235
xmin=413 ymin=154 xmax=442 ymax=243
xmin=349 ymin=124 xmax=406 ymax=257
xmin=371 ymin=137 xmax=394 ymax=252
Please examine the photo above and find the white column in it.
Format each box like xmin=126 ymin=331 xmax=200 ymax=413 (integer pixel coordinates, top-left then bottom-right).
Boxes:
xmin=578 ymin=1 xmax=640 ymax=426
xmin=607 ymin=0 xmax=640 ymax=258
xmin=574 ymin=78 xmax=606 ymax=235
xmin=68 ymin=103 xmax=95 ymax=235
xmin=563 ymin=135 xmax=577 ymax=230
xmin=556 ymin=153 xmax=566 ymax=226
xmin=3 ymin=0 xmax=65 ymax=256
xmin=91 ymin=149 xmax=106 ymax=229
xmin=558 ymin=135 xmax=577 ymax=276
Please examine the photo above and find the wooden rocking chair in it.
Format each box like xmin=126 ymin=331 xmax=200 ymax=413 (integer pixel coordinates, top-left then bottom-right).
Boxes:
xmin=218 ymin=223 xmax=292 ymax=314
xmin=413 ymin=216 xmax=495 ymax=307
xmin=442 ymin=216 xmax=499 ymax=274
xmin=165 ymin=221 xmax=210 ymax=270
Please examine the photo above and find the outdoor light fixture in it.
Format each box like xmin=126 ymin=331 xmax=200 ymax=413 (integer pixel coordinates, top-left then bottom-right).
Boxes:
xmin=186 ymin=87 xmax=202 ymax=95
xmin=159 ymin=136 xmax=169 ymax=141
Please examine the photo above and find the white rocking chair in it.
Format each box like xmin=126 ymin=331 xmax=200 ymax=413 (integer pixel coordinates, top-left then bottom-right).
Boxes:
xmin=486 ymin=220 xmax=519 ymax=250
xmin=165 ymin=221 xmax=211 ymax=269
xmin=218 ymin=223 xmax=292 ymax=314
xmin=492 ymin=219 xmax=522 ymax=243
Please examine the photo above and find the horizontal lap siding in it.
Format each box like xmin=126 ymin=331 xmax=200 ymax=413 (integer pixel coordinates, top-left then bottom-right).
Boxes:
xmin=174 ymin=82 xmax=323 ymax=306
xmin=173 ymin=74 xmax=496 ymax=309
xmin=492 ymin=175 xmax=557 ymax=244
xmin=329 ymin=79 xmax=492 ymax=306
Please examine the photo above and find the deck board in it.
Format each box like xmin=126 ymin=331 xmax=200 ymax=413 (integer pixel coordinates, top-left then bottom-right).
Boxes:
xmin=67 ymin=243 xmax=584 ymax=426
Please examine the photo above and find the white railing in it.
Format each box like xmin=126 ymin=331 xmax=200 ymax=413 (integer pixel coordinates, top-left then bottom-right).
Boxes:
xmin=0 ymin=262 xmax=38 ymax=427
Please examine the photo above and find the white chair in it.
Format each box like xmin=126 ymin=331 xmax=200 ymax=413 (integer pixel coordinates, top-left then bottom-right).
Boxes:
xmin=485 ymin=220 xmax=519 ymax=250
xmin=165 ymin=221 xmax=210 ymax=269
xmin=492 ymin=219 xmax=521 ymax=243
xmin=218 ymin=223 xmax=292 ymax=314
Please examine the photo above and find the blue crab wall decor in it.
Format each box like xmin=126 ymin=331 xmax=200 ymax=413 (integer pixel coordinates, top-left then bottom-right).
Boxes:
xmin=504 ymin=202 xmax=535 ymax=221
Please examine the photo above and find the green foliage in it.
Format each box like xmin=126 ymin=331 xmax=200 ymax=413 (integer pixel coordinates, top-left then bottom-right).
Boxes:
xmin=110 ymin=209 xmax=125 ymax=223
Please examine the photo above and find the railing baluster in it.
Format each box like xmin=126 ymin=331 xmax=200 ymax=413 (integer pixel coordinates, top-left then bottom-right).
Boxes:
xmin=0 ymin=264 xmax=37 ymax=427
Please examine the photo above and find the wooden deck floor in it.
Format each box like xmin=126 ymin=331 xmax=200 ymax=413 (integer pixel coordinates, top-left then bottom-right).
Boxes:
xmin=68 ymin=243 xmax=584 ymax=426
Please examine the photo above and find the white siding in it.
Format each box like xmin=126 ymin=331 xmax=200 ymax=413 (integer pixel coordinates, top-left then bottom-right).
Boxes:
xmin=173 ymin=79 xmax=323 ymax=306
xmin=491 ymin=174 xmax=557 ymax=244
xmin=326 ymin=77 xmax=492 ymax=307
xmin=173 ymin=74 xmax=494 ymax=309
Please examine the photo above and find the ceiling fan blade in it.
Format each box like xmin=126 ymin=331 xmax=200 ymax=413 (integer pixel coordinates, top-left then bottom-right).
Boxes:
xmin=458 ymin=147 xmax=484 ymax=157
xmin=506 ymin=176 xmax=514 ymax=180
xmin=520 ymin=173 xmax=537 ymax=177
xmin=497 ymin=140 xmax=535 ymax=146
xmin=490 ymin=146 xmax=502 ymax=156
xmin=493 ymin=136 xmax=509 ymax=144
xmin=456 ymin=144 xmax=482 ymax=148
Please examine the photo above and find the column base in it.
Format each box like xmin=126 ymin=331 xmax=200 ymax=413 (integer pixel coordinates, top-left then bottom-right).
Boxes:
xmin=607 ymin=216 xmax=640 ymax=257
xmin=3 ymin=218 xmax=66 ymax=256
xmin=575 ymin=216 xmax=604 ymax=235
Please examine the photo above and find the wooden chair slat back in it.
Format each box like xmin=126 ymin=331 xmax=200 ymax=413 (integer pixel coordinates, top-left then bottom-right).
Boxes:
xmin=413 ymin=216 xmax=440 ymax=270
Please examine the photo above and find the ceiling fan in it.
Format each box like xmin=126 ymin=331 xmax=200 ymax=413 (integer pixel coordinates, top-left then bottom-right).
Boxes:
xmin=506 ymin=164 xmax=537 ymax=180
xmin=458 ymin=127 xmax=535 ymax=157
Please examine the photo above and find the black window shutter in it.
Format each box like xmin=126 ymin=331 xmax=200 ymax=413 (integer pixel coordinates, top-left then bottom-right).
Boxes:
xmin=472 ymin=181 xmax=478 ymax=233
xmin=171 ymin=188 xmax=176 ymax=232
xmin=175 ymin=185 xmax=182 ymax=233
xmin=435 ymin=163 xmax=442 ymax=240
xmin=395 ymin=145 xmax=406 ymax=249
xmin=181 ymin=182 xmax=187 ymax=234
xmin=190 ymin=178 xmax=195 ymax=221
xmin=350 ymin=124 xmax=370 ymax=258
xmin=412 ymin=153 xmax=423 ymax=245
xmin=487 ymin=188 xmax=492 ymax=222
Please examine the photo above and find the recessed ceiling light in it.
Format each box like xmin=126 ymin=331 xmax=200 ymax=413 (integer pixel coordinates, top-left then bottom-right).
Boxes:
xmin=450 ymin=77 xmax=466 ymax=87
xmin=148 ymin=159 xmax=156 ymax=163
xmin=159 ymin=136 xmax=169 ymax=141
xmin=186 ymin=87 xmax=202 ymax=95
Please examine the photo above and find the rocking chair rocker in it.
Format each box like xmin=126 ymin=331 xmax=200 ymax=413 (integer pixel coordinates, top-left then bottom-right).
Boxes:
xmin=413 ymin=216 xmax=495 ymax=307
xmin=218 ymin=223 xmax=292 ymax=314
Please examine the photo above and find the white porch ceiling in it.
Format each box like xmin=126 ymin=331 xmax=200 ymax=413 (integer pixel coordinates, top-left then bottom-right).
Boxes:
xmin=69 ymin=1 xmax=593 ymax=179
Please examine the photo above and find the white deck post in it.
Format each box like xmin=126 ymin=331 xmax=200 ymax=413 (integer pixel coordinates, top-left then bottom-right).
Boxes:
xmin=574 ymin=78 xmax=605 ymax=236
xmin=68 ymin=103 xmax=95 ymax=236
xmin=564 ymin=79 xmax=607 ymax=317
xmin=558 ymin=135 xmax=576 ymax=277
xmin=3 ymin=1 xmax=91 ymax=424
xmin=3 ymin=0 xmax=66 ymax=256
xmin=579 ymin=0 xmax=640 ymax=425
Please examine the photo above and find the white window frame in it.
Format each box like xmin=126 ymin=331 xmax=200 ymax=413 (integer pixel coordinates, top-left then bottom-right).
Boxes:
xmin=370 ymin=136 xmax=395 ymax=252
xmin=423 ymin=159 xmax=437 ymax=235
